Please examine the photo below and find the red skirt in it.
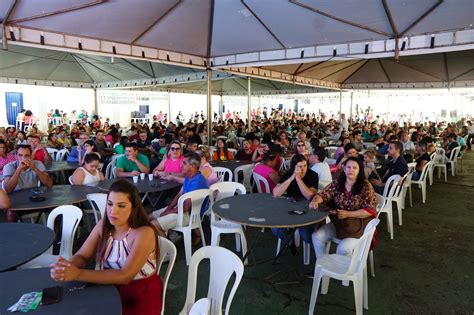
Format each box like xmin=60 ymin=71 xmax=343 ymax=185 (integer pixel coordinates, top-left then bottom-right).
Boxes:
xmin=116 ymin=274 xmax=163 ymax=315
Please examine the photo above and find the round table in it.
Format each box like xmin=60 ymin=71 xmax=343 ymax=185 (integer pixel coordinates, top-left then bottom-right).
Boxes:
xmin=96 ymin=177 xmax=181 ymax=207
xmin=44 ymin=161 xmax=79 ymax=173
xmin=0 ymin=223 xmax=55 ymax=272
xmin=0 ymin=268 xmax=121 ymax=314
xmin=209 ymin=160 xmax=253 ymax=172
xmin=212 ymin=193 xmax=327 ymax=228
xmin=96 ymin=177 xmax=181 ymax=194
xmin=8 ymin=185 xmax=101 ymax=211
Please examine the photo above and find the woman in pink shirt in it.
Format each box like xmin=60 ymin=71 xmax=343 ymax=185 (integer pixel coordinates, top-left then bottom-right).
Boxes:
xmin=253 ymin=152 xmax=280 ymax=193
xmin=0 ymin=140 xmax=15 ymax=177
xmin=153 ymin=140 xmax=184 ymax=177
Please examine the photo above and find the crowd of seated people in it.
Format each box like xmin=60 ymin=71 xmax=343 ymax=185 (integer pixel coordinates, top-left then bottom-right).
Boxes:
xmin=0 ymin=107 xmax=472 ymax=315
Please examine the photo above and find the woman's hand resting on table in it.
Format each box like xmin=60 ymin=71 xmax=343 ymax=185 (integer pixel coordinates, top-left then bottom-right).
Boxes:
xmin=50 ymin=256 xmax=81 ymax=282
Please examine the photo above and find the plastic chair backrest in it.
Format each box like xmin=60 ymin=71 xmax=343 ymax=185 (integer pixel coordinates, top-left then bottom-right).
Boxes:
xmin=47 ymin=148 xmax=58 ymax=160
xmin=46 ymin=205 xmax=83 ymax=258
xmin=86 ymin=193 xmax=107 ymax=221
xmin=404 ymin=163 xmax=417 ymax=186
xmin=209 ymin=182 xmax=246 ymax=223
xmin=417 ymin=161 xmax=432 ymax=182
xmin=448 ymin=146 xmax=461 ymax=162
xmin=181 ymin=246 xmax=244 ymax=315
xmin=105 ymin=155 xmax=123 ymax=179
xmin=177 ymin=189 xmax=212 ymax=228
xmin=325 ymin=146 xmax=338 ymax=159
xmin=252 ymin=172 xmax=271 ymax=194
xmin=68 ymin=175 xmax=74 ymax=185
xmin=233 ymin=164 xmax=254 ymax=192
xmin=214 ymin=167 xmax=233 ymax=182
xmin=158 ymin=236 xmax=177 ymax=315
xmin=56 ymin=149 xmax=69 ymax=161
xmin=393 ymin=172 xmax=409 ymax=198
xmin=346 ymin=218 xmax=380 ymax=275
xmin=189 ymin=298 xmax=211 ymax=315
xmin=381 ymin=174 xmax=401 ymax=200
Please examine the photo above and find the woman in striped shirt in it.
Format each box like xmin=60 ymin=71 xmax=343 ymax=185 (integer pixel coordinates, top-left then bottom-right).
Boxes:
xmin=50 ymin=180 xmax=162 ymax=315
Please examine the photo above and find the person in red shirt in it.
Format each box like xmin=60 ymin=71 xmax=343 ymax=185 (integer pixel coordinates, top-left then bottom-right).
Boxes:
xmin=27 ymin=134 xmax=52 ymax=164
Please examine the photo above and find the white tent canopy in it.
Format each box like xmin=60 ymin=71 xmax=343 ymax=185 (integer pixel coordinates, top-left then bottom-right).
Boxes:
xmin=1 ymin=1 xmax=473 ymax=68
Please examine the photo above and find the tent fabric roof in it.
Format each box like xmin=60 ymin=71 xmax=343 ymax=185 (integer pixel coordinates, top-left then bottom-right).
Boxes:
xmin=1 ymin=0 xmax=473 ymax=67
xmin=0 ymin=44 xmax=199 ymax=86
xmin=256 ymin=50 xmax=474 ymax=88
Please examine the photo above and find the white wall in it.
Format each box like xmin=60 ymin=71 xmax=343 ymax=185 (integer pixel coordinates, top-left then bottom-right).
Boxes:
xmin=0 ymin=83 xmax=95 ymax=130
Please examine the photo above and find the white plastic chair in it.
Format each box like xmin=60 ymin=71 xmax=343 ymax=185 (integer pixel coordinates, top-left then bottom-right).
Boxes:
xmin=214 ymin=167 xmax=233 ymax=182
xmin=279 ymin=159 xmax=291 ymax=172
xmin=432 ymin=148 xmax=447 ymax=182
xmin=325 ymin=146 xmax=338 ymax=159
xmin=209 ymin=182 xmax=248 ymax=265
xmin=404 ymin=162 xmax=417 ymax=207
xmin=375 ymin=174 xmax=401 ymax=240
xmin=55 ymin=148 xmax=69 ymax=161
xmin=392 ymin=165 xmax=416 ymax=225
xmin=410 ymin=161 xmax=432 ymax=204
xmin=172 ymin=189 xmax=211 ymax=265
xmin=189 ymin=298 xmax=211 ymax=315
xmin=46 ymin=148 xmax=58 ymax=160
xmin=86 ymin=193 xmax=107 ymax=224
xmin=446 ymin=146 xmax=461 ymax=176
xmin=252 ymin=172 xmax=270 ymax=194
xmin=158 ymin=236 xmax=177 ymax=315
xmin=19 ymin=205 xmax=83 ymax=269
xmin=233 ymin=164 xmax=254 ymax=192
xmin=105 ymin=154 xmax=123 ymax=179
xmin=308 ymin=219 xmax=380 ymax=315
xmin=179 ymin=246 xmax=244 ymax=315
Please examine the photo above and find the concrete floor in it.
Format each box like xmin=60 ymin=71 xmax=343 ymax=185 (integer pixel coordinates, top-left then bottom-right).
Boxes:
xmin=163 ymin=152 xmax=474 ymax=314
xmin=3 ymin=152 xmax=473 ymax=314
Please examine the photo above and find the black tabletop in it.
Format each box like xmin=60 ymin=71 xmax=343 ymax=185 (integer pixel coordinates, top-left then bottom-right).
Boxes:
xmin=8 ymin=185 xmax=101 ymax=211
xmin=0 ymin=268 xmax=121 ymax=315
xmin=96 ymin=177 xmax=181 ymax=194
xmin=0 ymin=223 xmax=55 ymax=272
xmin=212 ymin=193 xmax=327 ymax=228
xmin=45 ymin=161 xmax=79 ymax=172
xmin=209 ymin=160 xmax=253 ymax=172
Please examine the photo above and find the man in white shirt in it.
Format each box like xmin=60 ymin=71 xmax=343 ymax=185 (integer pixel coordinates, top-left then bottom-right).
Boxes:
xmin=339 ymin=113 xmax=349 ymax=131
xmin=400 ymin=131 xmax=416 ymax=154
xmin=309 ymin=147 xmax=332 ymax=189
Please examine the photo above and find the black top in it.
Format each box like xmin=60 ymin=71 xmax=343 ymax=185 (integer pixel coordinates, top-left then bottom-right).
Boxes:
xmin=382 ymin=156 xmax=408 ymax=182
xmin=188 ymin=134 xmax=202 ymax=145
xmin=8 ymin=185 xmax=101 ymax=211
xmin=280 ymin=169 xmax=319 ymax=200
xmin=234 ymin=150 xmax=253 ymax=161
xmin=415 ymin=152 xmax=431 ymax=169
xmin=0 ymin=223 xmax=55 ymax=272
xmin=0 ymin=268 xmax=121 ymax=315
xmin=212 ymin=193 xmax=327 ymax=228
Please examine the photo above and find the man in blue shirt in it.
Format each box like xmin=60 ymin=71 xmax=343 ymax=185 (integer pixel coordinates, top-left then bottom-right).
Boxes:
xmin=67 ymin=133 xmax=88 ymax=163
xmin=150 ymin=152 xmax=208 ymax=237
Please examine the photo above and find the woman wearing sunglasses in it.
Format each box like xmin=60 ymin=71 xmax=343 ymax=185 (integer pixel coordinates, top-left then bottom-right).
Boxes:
xmin=153 ymin=140 xmax=184 ymax=178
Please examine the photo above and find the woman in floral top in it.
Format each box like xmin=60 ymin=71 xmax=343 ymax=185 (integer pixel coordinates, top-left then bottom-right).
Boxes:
xmin=310 ymin=156 xmax=377 ymax=258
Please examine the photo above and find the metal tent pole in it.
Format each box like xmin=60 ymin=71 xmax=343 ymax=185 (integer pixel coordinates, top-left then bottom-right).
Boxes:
xmin=207 ymin=69 xmax=212 ymax=145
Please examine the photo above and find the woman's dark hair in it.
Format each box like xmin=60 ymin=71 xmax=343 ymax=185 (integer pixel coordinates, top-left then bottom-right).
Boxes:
xmin=98 ymin=179 xmax=159 ymax=264
xmin=344 ymin=143 xmax=356 ymax=154
xmin=0 ymin=139 xmax=9 ymax=154
xmin=288 ymin=154 xmax=308 ymax=176
xmin=262 ymin=132 xmax=273 ymax=144
xmin=16 ymin=130 xmax=26 ymax=139
xmin=84 ymin=153 xmax=100 ymax=164
xmin=337 ymin=156 xmax=366 ymax=195
xmin=262 ymin=151 xmax=277 ymax=163
xmin=119 ymin=136 xmax=128 ymax=148
xmin=84 ymin=140 xmax=99 ymax=152
xmin=216 ymin=138 xmax=229 ymax=160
